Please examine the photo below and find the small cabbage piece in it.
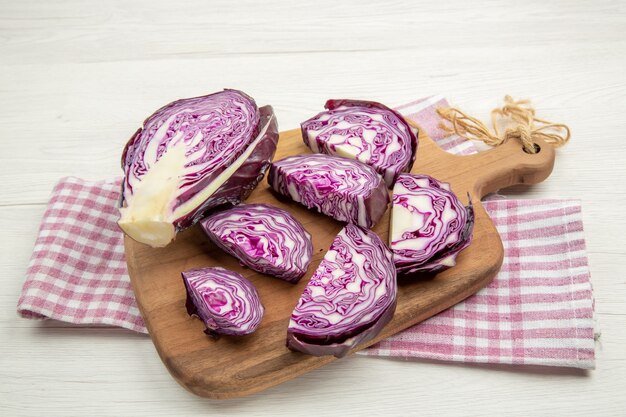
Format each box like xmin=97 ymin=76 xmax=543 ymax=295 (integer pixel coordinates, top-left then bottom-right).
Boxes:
xmin=200 ymin=204 xmax=313 ymax=283
xmin=287 ymin=224 xmax=397 ymax=358
xmin=268 ymin=154 xmax=389 ymax=228
xmin=301 ymin=99 xmax=418 ymax=187
xmin=119 ymin=89 xmax=279 ymax=247
xmin=391 ymin=173 xmax=474 ymax=275
xmin=182 ymin=267 xmax=263 ymax=336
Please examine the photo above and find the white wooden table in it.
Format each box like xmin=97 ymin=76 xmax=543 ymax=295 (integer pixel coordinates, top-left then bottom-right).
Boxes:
xmin=1 ymin=1 xmax=625 ymax=415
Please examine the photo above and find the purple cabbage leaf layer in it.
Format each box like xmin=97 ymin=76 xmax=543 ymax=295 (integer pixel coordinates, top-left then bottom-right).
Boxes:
xmin=119 ymin=89 xmax=278 ymax=247
xmin=391 ymin=173 xmax=474 ymax=275
xmin=268 ymin=154 xmax=389 ymax=228
xmin=301 ymin=99 xmax=418 ymax=187
xmin=287 ymin=224 xmax=397 ymax=358
xmin=182 ymin=266 xmax=264 ymax=337
xmin=200 ymin=204 xmax=313 ymax=283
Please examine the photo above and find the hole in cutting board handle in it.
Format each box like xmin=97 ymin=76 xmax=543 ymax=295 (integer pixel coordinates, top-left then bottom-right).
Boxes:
xmin=523 ymin=143 xmax=541 ymax=154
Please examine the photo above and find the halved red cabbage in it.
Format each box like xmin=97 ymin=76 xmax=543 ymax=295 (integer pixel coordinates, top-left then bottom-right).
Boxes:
xmin=268 ymin=154 xmax=389 ymax=228
xmin=287 ymin=224 xmax=397 ymax=358
xmin=200 ymin=204 xmax=313 ymax=283
xmin=119 ymin=89 xmax=278 ymax=247
xmin=391 ymin=173 xmax=474 ymax=275
xmin=301 ymin=99 xmax=418 ymax=187
xmin=182 ymin=267 xmax=263 ymax=336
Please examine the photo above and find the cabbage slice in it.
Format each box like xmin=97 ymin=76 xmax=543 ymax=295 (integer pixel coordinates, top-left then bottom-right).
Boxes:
xmin=287 ymin=224 xmax=397 ymax=357
xmin=301 ymin=99 xmax=418 ymax=187
xmin=268 ymin=154 xmax=389 ymax=228
xmin=391 ymin=173 xmax=474 ymax=275
xmin=200 ymin=204 xmax=313 ymax=283
xmin=182 ymin=267 xmax=263 ymax=336
xmin=119 ymin=90 xmax=278 ymax=247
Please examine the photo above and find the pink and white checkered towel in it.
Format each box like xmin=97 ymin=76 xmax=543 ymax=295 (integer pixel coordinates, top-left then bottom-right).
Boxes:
xmin=17 ymin=96 xmax=596 ymax=369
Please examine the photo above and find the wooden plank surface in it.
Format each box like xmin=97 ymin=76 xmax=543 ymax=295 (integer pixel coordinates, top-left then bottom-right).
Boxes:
xmin=1 ymin=0 xmax=626 ymax=415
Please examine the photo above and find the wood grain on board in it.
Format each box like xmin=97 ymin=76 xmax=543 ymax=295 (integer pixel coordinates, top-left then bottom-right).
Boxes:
xmin=125 ymin=126 xmax=555 ymax=399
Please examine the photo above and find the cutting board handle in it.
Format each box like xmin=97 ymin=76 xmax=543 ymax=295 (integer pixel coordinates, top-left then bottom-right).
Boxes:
xmin=451 ymin=136 xmax=557 ymax=199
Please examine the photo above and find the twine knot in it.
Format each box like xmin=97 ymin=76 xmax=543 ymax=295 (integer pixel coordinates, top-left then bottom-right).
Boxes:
xmin=506 ymin=124 xmax=534 ymax=153
xmin=437 ymin=95 xmax=570 ymax=154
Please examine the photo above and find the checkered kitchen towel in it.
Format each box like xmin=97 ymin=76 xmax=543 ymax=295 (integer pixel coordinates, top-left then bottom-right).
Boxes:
xmin=17 ymin=96 xmax=596 ymax=368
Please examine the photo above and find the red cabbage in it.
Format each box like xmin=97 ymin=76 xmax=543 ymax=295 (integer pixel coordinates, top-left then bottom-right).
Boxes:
xmin=287 ymin=224 xmax=397 ymax=357
xmin=301 ymin=99 xmax=418 ymax=187
xmin=200 ymin=204 xmax=313 ymax=283
xmin=119 ymin=89 xmax=278 ymax=247
xmin=182 ymin=267 xmax=263 ymax=336
xmin=268 ymin=154 xmax=389 ymax=228
xmin=391 ymin=173 xmax=474 ymax=275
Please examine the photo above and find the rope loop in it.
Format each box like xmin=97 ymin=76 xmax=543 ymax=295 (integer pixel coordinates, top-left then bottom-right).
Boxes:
xmin=437 ymin=96 xmax=570 ymax=154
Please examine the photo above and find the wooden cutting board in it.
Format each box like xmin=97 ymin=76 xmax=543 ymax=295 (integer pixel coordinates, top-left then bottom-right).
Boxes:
xmin=125 ymin=125 xmax=555 ymax=399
